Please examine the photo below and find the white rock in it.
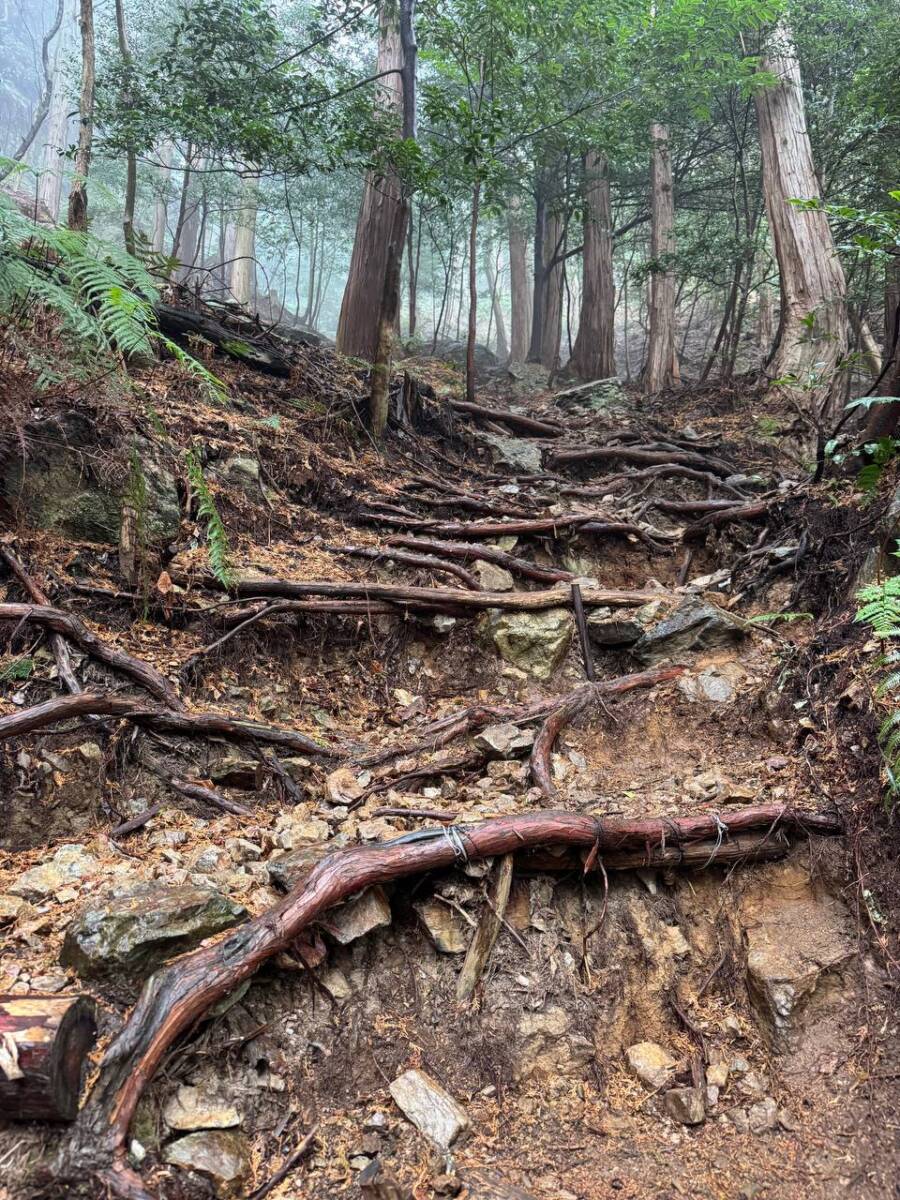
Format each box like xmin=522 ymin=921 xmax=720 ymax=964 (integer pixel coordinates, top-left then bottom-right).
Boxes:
xmin=625 ymin=1042 xmax=677 ymax=1089
xmin=388 ymin=1069 xmax=469 ymax=1148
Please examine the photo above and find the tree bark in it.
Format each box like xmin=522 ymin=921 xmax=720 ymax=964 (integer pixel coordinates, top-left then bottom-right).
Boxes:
xmin=150 ymin=141 xmax=173 ymax=253
xmin=336 ymin=0 xmax=405 ymax=361
xmin=527 ymin=188 xmax=546 ymax=362
xmin=36 ymin=0 xmax=72 ymax=220
xmin=465 ymin=180 xmax=481 ymax=402
xmin=508 ymin=196 xmax=531 ymax=362
xmin=66 ymin=0 xmax=94 ymax=232
xmin=861 ymin=261 xmax=900 ymax=441
xmin=229 ymin=175 xmax=259 ymax=307
xmin=0 ymin=995 xmax=96 ymax=1122
xmin=755 ymin=21 xmax=848 ymax=424
xmin=643 ymin=123 xmax=678 ymax=390
xmin=0 ymin=0 xmax=65 ymax=187
xmin=113 ymin=0 xmax=137 ymax=254
xmin=484 ymin=238 xmax=508 ymax=362
xmin=540 ymin=210 xmax=564 ymax=370
xmin=570 ymin=151 xmax=615 ymax=381
xmin=756 ymin=282 xmax=775 ymax=358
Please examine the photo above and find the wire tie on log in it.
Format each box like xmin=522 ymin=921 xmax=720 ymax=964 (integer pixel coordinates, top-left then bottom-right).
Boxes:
xmin=701 ymin=811 xmax=729 ymax=868
xmin=442 ymin=825 xmax=469 ymax=862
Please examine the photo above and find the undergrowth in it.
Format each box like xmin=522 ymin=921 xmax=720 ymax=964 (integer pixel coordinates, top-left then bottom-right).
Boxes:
xmin=185 ymin=450 xmax=234 ymax=588
xmin=856 ymin=559 xmax=900 ymax=802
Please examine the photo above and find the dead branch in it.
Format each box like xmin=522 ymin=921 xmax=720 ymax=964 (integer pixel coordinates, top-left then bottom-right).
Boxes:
xmin=0 ymin=549 xmax=81 ymax=694
xmin=0 ymin=692 xmax=332 ymax=757
xmin=384 ymin=535 xmax=576 ymax=584
xmin=0 ymin=603 xmax=182 ymax=710
xmin=169 ymin=777 xmax=253 ymax=818
xmin=456 ymin=854 xmax=514 ymax=1000
xmin=449 ymin=399 xmax=564 ymax=437
xmin=326 ymin=544 xmax=480 ymax=589
xmin=62 ymin=803 xmax=841 ymax=1195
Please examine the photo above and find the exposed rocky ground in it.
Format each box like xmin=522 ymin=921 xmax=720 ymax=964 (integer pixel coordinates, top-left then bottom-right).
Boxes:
xmin=1 ymin=335 xmax=898 ymax=1199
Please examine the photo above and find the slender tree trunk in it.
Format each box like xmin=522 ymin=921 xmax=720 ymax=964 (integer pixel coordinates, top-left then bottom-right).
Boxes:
xmin=848 ymin=309 xmax=882 ymax=379
xmin=862 ymin=261 xmax=900 ymax=441
xmin=151 ymin=141 xmax=173 ymax=254
xmin=37 ymin=0 xmax=73 ymax=222
xmin=174 ymin=156 xmax=205 ymax=285
xmin=465 ymin=181 xmax=482 ymax=402
xmin=756 ymin=282 xmax=774 ymax=358
xmin=66 ymin=0 xmax=94 ymax=232
xmin=540 ymin=210 xmax=564 ymax=370
xmin=507 ymin=195 xmax=531 ymax=362
xmin=406 ymin=203 xmax=420 ymax=339
xmin=527 ymin=189 xmax=546 ymax=362
xmin=0 ymin=0 xmax=64 ymax=187
xmin=570 ymin=151 xmax=615 ymax=381
xmin=643 ymin=123 xmax=678 ymax=390
xmin=113 ymin=0 xmax=137 ymax=254
xmin=484 ymin=238 xmax=508 ymax=362
xmin=337 ymin=0 xmax=404 ymax=361
xmin=229 ymin=175 xmax=258 ymax=307
xmin=755 ymin=21 xmax=847 ymax=424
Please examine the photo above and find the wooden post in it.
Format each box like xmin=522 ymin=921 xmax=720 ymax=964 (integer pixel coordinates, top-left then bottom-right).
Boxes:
xmin=0 ymin=995 xmax=97 ymax=1121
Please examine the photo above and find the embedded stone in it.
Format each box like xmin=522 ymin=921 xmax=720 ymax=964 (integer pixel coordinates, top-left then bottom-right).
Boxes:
xmin=625 ymin=1042 xmax=677 ymax=1089
xmin=389 ymin=1069 xmax=469 ymax=1148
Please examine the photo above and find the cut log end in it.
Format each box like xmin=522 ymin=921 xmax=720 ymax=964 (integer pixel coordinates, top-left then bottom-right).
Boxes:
xmin=0 ymin=994 xmax=97 ymax=1121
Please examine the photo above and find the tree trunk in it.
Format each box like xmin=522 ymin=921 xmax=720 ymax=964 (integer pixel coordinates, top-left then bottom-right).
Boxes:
xmin=848 ymin=309 xmax=882 ymax=379
xmin=484 ymin=239 xmax=508 ymax=362
xmin=465 ymin=181 xmax=482 ymax=403
xmin=37 ymin=0 xmax=73 ymax=222
xmin=540 ymin=210 xmax=564 ymax=371
xmin=755 ymin=21 xmax=848 ymax=424
xmin=862 ymin=261 xmax=900 ymax=441
xmin=150 ymin=140 xmax=173 ymax=254
xmin=508 ymin=196 xmax=531 ymax=362
xmin=229 ymin=175 xmax=258 ymax=307
xmin=643 ymin=123 xmax=678 ymax=390
xmin=66 ymin=0 xmax=94 ymax=232
xmin=336 ymin=0 xmax=404 ymax=361
xmin=756 ymin=282 xmax=775 ymax=359
xmin=113 ymin=0 xmax=137 ymax=254
xmin=174 ymin=156 xmax=205 ymax=285
xmin=0 ymin=995 xmax=96 ymax=1122
xmin=527 ymin=190 xmax=546 ymax=362
xmin=570 ymin=151 xmax=615 ymax=381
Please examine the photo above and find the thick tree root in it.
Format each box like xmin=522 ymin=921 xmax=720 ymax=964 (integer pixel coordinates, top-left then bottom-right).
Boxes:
xmin=0 ymin=550 xmax=81 ymax=695
xmin=326 ymin=543 xmax=481 ymax=589
xmin=0 ymin=691 xmax=332 ymax=757
xmin=0 ymin=602 xmax=182 ymax=709
xmin=384 ymin=534 xmax=577 ymax=584
xmin=358 ymin=510 xmax=672 ymax=547
xmin=449 ymin=399 xmax=565 ymax=437
xmin=62 ymin=804 xmax=841 ymax=1196
xmin=549 ymin=445 xmax=735 ymax=476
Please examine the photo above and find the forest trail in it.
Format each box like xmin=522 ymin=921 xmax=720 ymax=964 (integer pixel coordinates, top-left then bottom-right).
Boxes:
xmin=0 ymin=350 xmax=897 ymax=1200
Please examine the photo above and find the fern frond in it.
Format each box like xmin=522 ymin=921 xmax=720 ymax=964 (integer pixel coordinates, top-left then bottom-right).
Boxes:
xmin=160 ymin=336 xmax=229 ymax=405
xmin=185 ymin=450 xmax=234 ymax=589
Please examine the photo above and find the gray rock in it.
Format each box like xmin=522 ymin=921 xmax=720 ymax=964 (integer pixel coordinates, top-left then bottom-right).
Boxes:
xmin=60 ymin=884 xmax=246 ymax=979
xmin=414 ymin=899 xmax=468 ymax=954
xmin=482 ymin=607 xmax=573 ymax=680
xmin=389 ymin=1069 xmax=469 ymax=1148
xmin=586 ymin=610 xmax=645 ymax=647
xmin=474 ymin=561 xmax=515 ymax=592
xmin=163 ymin=1085 xmax=242 ymax=1132
xmin=9 ymin=844 xmax=98 ymax=900
xmin=625 ymin=1042 xmax=677 ymax=1089
xmin=633 ymin=597 xmax=745 ymax=665
xmin=748 ymin=1097 xmax=778 ymax=1134
xmin=677 ymin=663 xmax=745 ymax=704
xmin=321 ymin=886 xmax=391 ymax=945
xmin=219 ymin=456 xmax=260 ymax=489
xmin=479 ymin=434 xmax=542 ymax=473
xmin=514 ymin=1007 xmax=593 ymax=1081
xmin=663 ymin=1087 xmax=706 ymax=1125
xmin=267 ymin=843 xmax=339 ymax=892
xmin=164 ymin=1130 xmax=250 ymax=1190
xmin=473 ymin=723 xmax=535 ymax=757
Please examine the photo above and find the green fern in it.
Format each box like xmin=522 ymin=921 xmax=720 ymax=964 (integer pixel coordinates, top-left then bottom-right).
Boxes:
xmin=185 ymin=450 xmax=234 ymax=589
xmin=0 ymin=656 xmax=34 ymax=683
xmin=856 ymin=566 xmax=900 ymax=801
xmin=855 ymin=576 xmax=900 ymax=638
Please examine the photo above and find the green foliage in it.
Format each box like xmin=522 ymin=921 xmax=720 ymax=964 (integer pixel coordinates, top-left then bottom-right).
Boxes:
xmin=0 ymin=656 xmax=35 ymax=683
xmin=184 ymin=450 xmax=235 ymax=589
xmin=747 ymin=611 xmax=813 ymax=625
xmin=855 ymin=548 xmax=900 ymax=801
xmin=856 ymin=574 xmax=900 ymax=639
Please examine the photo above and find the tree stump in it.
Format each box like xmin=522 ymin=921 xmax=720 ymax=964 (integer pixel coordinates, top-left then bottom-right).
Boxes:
xmin=0 ymin=995 xmax=97 ymax=1121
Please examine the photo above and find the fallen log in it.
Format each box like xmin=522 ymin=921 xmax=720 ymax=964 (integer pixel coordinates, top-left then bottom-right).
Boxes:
xmin=155 ymin=303 xmax=293 ymax=376
xmin=326 ymin=544 xmax=480 ymax=589
xmin=384 ymin=535 xmax=576 ymax=584
xmin=549 ymin=446 xmax=734 ymax=477
xmin=0 ymin=603 xmax=183 ymax=710
xmin=0 ymin=550 xmax=81 ymax=694
xmin=195 ymin=576 xmax=666 ymax=614
xmin=449 ymin=399 xmax=564 ymax=437
xmin=0 ymin=691 xmax=332 ymax=757
xmin=0 ymin=994 xmax=97 ymax=1121
xmin=359 ymin=510 xmax=664 ymax=544
xmin=62 ymin=803 xmax=841 ymax=1196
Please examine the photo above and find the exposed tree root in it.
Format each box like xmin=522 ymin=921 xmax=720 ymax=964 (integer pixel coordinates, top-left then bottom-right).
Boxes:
xmin=449 ymin=399 xmax=565 ymax=437
xmin=549 ymin=445 xmax=735 ymax=476
xmin=61 ymin=804 xmax=841 ymax=1197
xmin=0 ymin=691 xmax=332 ymax=757
xmin=0 ymin=549 xmax=81 ymax=694
xmin=0 ymin=602 xmax=182 ymax=709
xmin=326 ymin=543 xmax=480 ymax=589
xmin=384 ymin=534 xmax=577 ymax=584
xmin=683 ymin=500 xmax=774 ymax=539
xmin=359 ymin=510 xmax=672 ymax=546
